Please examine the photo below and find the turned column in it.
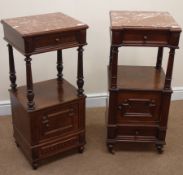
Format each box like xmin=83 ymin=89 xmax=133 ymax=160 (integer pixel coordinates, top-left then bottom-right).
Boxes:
xmin=25 ymin=56 xmax=35 ymax=110
xmin=156 ymin=47 xmax=164 ymax=69
xmin=77 ymin=46 xmax=84 ymax=96
xmin=164 ymin=48 xmax=175 ymax=90
xmin=110 ymin=46 xmax=118 ymax=89
xmin=109 ymin=45 xmax=112 ymax=69
xmin=57 ymin=49 xmax=63 ymax=80
xmin=7 ymin=44 xmax=17 ymax=90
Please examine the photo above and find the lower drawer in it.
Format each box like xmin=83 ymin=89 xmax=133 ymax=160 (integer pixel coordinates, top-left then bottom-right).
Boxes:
xmin=117 ymin=125 xmax=158 ymax=138
xmin=37 ymin=136 xmax=79 ymax=159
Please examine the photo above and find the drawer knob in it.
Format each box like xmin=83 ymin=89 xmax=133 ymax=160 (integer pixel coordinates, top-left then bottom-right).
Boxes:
xmin=70 ymin=108 xmax=74 ymax=113
xmin=42 ymin=115 xmax=47 ymax=120
xmin=135 ymin=131 xmax=139 ymax=135
xmin=143 ymin=35 xmax=148 ymax=40
xmin=55 ymin=38 xmax=61 ymax=42
xmin=118 ymin=105 xmax=122 ymax=110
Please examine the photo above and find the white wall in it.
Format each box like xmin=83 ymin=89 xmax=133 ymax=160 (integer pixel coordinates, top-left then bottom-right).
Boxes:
xmin=0 ymin=0 xmax=183 ymax=102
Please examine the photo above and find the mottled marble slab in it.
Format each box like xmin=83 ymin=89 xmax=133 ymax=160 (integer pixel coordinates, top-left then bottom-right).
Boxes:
xmin=1 ymin=12 xmax=88 ymax=36
xmin=110 ymin=11 xmax=181 ymax=31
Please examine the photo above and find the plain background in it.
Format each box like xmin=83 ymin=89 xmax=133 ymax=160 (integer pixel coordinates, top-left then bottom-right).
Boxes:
xmin=0 ymin=0 xmax=183 ymax=101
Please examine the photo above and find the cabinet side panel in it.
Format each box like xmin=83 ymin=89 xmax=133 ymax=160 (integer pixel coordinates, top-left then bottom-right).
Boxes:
xmin=78 ymin=97 xmax=86 ymax=145
xmin=10 ymin=92 xmax=32 ymax=162
xmin=107 ymin=91 xmax=118 ymax=139
xmin=158 ymin=91 xmax=172 ymax=142
xmin=2 ymin=24 xmax=25 ymax=54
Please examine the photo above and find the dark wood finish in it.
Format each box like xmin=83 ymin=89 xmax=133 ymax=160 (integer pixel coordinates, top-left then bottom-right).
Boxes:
xmin=164 ymin=48 xmax=175 ymax=90
xmin=57 ymin=49 xmax=63 ymax=80
xmin=109 ymin=65 xmax=165 ymax=90
xmin=7 ymin=44 xmax=17 ymax=90
xmin=77 ymin=46 xmax=84 ymax=96
xmin=13 ymin=79 xmax=79 ymax=110
xmin=110 ymin=46 xmax=118 ymax=89
xmin=24 ymin=56 xmax=35 ymax=110
xmin=1 ymin=13 xmax=88 ymax=169
xmin=156 ymin=47 xmax=164 ymax=69
xmin=107 ymin=11 xmax=181 ymax=153
xmin=109 ymin=46 xmax=112 ymax=68
xmin=10 ymin=79 xmax=86 ymax=169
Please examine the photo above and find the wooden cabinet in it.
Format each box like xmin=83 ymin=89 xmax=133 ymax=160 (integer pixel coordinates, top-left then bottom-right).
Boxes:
xmin=1 ymin=12 xmax=88 ymax=169
xmin=107 ymin=11 xmax=181 ymax=153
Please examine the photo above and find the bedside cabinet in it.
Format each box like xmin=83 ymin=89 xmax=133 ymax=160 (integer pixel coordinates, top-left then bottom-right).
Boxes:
xmin=106 ymin=11 xmax=181 ymax=153
xmin=1 ymin=12 xmax=88 ymax=169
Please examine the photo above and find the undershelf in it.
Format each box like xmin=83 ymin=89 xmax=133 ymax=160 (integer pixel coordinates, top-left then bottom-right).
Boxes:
xmin=108 ymin=65 xmax=165 ymax=91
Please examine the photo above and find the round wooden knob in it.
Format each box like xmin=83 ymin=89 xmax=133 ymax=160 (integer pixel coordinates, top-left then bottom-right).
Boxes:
xmin=143 ymin=35 xmax=148 ymax=40
xmin=70 ymin=108 xmax=74 ymax=113
xmin=135 ymin=131 xmax=139 ymax=135
xmin=42 ymin=115 xmax=47 ymax=120
xmin=55 ymin=38 xmax=60 ymax=42
xmin=118 ymin=105 xmax=122 ymax=110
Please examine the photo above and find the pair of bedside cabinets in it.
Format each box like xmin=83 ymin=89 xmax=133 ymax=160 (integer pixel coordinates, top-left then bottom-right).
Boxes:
xmin=1 ymin=11 xmax=181 ymax=169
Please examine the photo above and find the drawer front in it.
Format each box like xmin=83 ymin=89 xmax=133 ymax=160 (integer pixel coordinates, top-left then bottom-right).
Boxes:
xmin=33 ymin=31 xmax=79 ymax=51
xmin=117 ymin=125 xmax=158 ymax=138
xmin=39 ymin=103 xmax=79 ymax=141
xmin=113 ymin=30 xmax=169 ymax=46
xmin=38 ymin=136 xmax=79 ymax=158
xmin=117 ymin=91 xmax=161 ymax=123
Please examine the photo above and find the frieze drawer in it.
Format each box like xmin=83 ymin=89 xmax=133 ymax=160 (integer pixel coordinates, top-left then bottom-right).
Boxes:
xmin=112 ymin=30 xmax=170 ymax=46
xmin=32 ymin=31 xmax=79 ymax=52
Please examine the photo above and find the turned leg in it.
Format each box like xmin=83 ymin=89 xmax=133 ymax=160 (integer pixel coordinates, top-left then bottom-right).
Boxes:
xmin=110 ymin=46 xmax=118 ymax=89
xmin=107 ymin=143 xmax=115 ymax=154
xmin=164 ymin=48 xmax=175 ymax=90
xmin=155 ymin=144 xmax=164 ymax=154
xmin=7 ymin=44 xmax=17 ymax=90
xmin=77 ymin=46 xmax=84 ymax=96
xmin=25 ymin=56 xmax=35 ymax=110
xmin=78 ymin=146 xmax=85 ymax=153
xmin=57 ymin=49 xmax=63 ymax=80
xmin=156 ymin=47 xmax=164 ymax=69
xmin=109 ymin=45 xmax=112 ymax=69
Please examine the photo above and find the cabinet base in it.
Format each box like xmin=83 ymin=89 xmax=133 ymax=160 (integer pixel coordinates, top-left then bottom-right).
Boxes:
xmin=10 ymin=79 xmax=86 ymax=169
xmin=106 ymin=139 xmax=165 ymax=154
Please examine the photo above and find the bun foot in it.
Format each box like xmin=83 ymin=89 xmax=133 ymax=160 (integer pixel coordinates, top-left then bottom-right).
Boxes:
xmin=32 ymin=162 xmax=39 ymax=170
xmin=156 ymin=144 xmax=164 ymax=154
xmin=78 ymin=146 xmax=84 ymax=153
xmin=107 ymin=144 xmax=115 ymax=154
xmin=15 ymin=141 xmax=20 ymax=147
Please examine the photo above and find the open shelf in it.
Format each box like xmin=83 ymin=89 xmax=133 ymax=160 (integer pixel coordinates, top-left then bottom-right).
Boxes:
xmin=10 ymin=78 xmax=80 ymax=111
xmin=108 ymin=65 xmax=165 ymax=91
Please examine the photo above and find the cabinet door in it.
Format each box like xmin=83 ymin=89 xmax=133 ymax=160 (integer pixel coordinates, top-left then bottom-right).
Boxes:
xmin=37 ymin=102 xmax=79 ymax=142
xmin=117 ymin=125 xmax=158 ymax=141
xmin=117 ymin=91 xmax=162 ymax=123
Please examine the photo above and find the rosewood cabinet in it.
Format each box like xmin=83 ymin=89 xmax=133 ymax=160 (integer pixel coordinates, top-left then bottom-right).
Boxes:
xmin=1 ymin=12 xmax=88 ymax=169
xmin=107 ymin=11 xmax=181 ymax=153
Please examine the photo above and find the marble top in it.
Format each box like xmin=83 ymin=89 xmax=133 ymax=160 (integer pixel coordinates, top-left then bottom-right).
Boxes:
xmin=1 ymin=12 xmax=88 ymax=36
xmin=110 ymin=11 xmax=181 ymax=31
